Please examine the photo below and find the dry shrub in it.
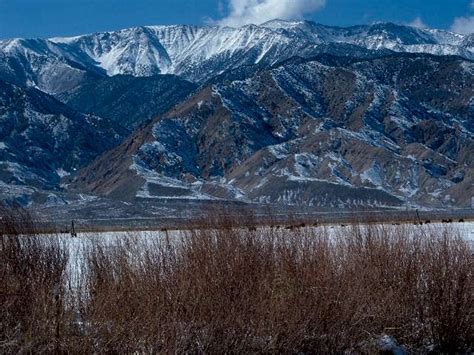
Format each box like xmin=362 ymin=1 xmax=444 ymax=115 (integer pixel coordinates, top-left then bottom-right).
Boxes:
xmin=0 ymin=206 xmax=69 ymax=353
xmin=1 ymin=207 xmax=472 ymax=352
xmin=80 ymin=222 xmax=474 ymax=353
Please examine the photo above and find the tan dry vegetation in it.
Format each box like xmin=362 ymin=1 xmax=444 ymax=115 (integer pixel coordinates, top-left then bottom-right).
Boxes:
xmin=0 ymin=207 xmax=69 ymax=352
xmin=1 ymin=208 xmax=473 ymax=353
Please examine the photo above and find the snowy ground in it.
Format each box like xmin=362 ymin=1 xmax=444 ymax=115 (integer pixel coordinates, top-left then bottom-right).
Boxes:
xmin=70 ymin=221 xmax=474 ymax=242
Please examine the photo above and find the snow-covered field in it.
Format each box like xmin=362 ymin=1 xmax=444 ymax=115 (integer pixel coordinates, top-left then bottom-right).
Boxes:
xmin=69 ymin=221 xmax=474 ymax=242
xmin=41 ymin=222 xmax=473 ymax=291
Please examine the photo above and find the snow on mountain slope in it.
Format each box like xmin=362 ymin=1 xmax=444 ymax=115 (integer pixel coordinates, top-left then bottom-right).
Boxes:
xmin=0 ymin=38 xmax=103 ymax=94
xmin=68 ymin=53 xmax=473 ymax=209
xmin=1 ymin=20 xmax=473 ymax=209
xmin=0 ymin=79 xmax=125 ymax=194
xmin=1 ymin=21 xmax=473 ymax=93
xmin=51 ymin=21 xmax=474 ymax=73
xmin=54 ymin=27 xmax=173 ymax=76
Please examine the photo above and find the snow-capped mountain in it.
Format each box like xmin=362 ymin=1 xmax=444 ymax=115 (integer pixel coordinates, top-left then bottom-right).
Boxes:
xmin=1 ymin=21 xmax=473 ymax=93
xmin=0 ymin=20 xmax=473 ymax=210
xmin=0 ymin=38 xmax=103 ymax=94
xmin=69 ymin=53 xmax=473 ymax=209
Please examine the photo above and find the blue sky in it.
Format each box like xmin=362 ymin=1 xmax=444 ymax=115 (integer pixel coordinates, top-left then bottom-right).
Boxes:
xmin=0 ymin=0 xmax=473 ymax=39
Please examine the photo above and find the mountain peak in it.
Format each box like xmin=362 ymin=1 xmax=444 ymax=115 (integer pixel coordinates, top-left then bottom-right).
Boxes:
xmin=0 ymin=20 xmax=472 ymax=210
xmin=1 ymin=21 xmax=472 ymax=94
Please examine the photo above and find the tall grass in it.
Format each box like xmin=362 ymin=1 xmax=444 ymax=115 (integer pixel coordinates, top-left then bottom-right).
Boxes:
xmin=0 ymin=207 xmax=69 ymax=352
xmin=1 ymin=208 xmax=473 ymax=352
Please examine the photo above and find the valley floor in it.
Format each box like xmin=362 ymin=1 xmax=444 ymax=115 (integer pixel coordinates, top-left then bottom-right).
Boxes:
xmin=32 ymin=199 xmax=474 ymax=233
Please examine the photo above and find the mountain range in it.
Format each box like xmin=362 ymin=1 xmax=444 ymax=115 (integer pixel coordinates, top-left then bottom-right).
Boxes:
xmin=1 ymin=21 xmax=473 ymax=93
xmin=0 ymin=20 xmax=472 ymax=212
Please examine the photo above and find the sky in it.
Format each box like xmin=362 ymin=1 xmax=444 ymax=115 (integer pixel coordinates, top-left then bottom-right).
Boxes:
xmin=0 ymin=0 xmax=473 ymax=40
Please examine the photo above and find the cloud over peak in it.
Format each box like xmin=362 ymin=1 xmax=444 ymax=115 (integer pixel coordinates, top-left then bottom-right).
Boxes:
xmin=218 ymin=0 xmax=326 ymax=28
xmin=449 ymin=1 xmax=474 ymax=34
xmin=451 ymin=16 xmax=474 ymax=34
xmin=407 ymin=17 xmax=427 ymax=29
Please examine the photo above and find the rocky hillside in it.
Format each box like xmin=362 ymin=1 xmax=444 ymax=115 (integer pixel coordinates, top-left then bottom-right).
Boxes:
xmin=0 ymin=79 xmax=125 ymax=190
xmin=57 ymin=74 xmax=196 ymax=132
xmin=0 ymin=20 xmax=473 ymax=210
xmin=0 ymin=72 xmax=197 ymax=200
xmin=69 ymin=53 xmax=473 ymax=208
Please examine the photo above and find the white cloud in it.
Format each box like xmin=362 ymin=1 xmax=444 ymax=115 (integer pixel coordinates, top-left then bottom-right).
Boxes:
xmin=451 ymin=16 xmax=474 ymax=34
xmin=407 ymin=17 xmax=427 ymax=29
xmin=449 ymin=1 xmax=474 ymax=34
xmin=218 ymin=0 xmax=326 ymax=28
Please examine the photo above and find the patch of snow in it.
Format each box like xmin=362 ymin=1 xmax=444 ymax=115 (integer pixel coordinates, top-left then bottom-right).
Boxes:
xmin=56 ymin=168 xmax=70 ymax=178
xmin=131 ymin=156 xmax=215 ymax=200
xmin=0 ymin=161 xmax=46 ymax=185
xmin=378 ymin=335 xmax=407 ymax=355
xmin=267 ymin=143 xmax=289 ymax=160
xmin=361 ymin=161 xmax=384 ymax=187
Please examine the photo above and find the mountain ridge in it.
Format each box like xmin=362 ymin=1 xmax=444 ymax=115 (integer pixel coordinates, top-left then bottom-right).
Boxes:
xmin=68 ymin=52 xmax=473 ymax=209
xmin=0 ymin=20 xmax=472 ymax=211
xmin=1 ymin=20 xmax=473 ymax=93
